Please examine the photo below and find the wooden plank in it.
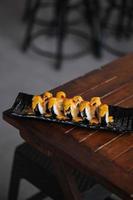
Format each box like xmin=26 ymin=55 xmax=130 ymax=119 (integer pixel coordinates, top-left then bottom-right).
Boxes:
xmin=68 ymin=80 xmax=133 ymax=145
xmin=81 ymin=92 xmax=133 ymax=152
xmin=101 ymin=80 xmax=133 ymax=105
xmin=81 ymin=132 xmax=124 ymax=153
xmin=82 ymin=75 xmax=132 ymax=100
xmin=115 ymin=95 xmax=133 ymax=108
xmin=101 ymin=53 xmax=133 ymax=74
xmin=97 ymin=134 xmax=133 ymax=160
xmin=114 ymin=148 xmax=133 ymax=172
xmin=95 ymin=91 xmax=133 ymax=159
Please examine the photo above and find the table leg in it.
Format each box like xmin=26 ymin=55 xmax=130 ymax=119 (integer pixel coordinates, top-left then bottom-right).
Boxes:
xmin=52 ymin=156 xmax=82 ymax=200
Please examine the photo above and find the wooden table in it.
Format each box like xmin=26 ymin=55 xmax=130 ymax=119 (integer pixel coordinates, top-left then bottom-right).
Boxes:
xmin=3 ymin=55 xmax=133 ymax=200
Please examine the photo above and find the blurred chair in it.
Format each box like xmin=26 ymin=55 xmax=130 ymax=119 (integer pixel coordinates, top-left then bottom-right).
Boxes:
xmin=8 ymin=142 xmax=96 ymax=200
xmin=22 ymin=0 xmax=102 ymax=69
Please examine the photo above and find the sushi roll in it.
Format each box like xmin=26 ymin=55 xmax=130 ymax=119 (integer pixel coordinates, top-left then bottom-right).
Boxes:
xmin=63 ymin=99 xmax=73 ymax=120
xmin=90 ymin=97 xmax=101 ymax=118
xmin=98 ymin=104 xmax=113 ymax=125
xmin=42 ymin=91 xmax=53 ymax=115
xmin=32 ymin=95 xmax=44 ymax=115
xmin=72 ymin=96 xmax=83 ymax=106
xmin=90 ymin=97 xmax=101 ymax=108
xmin=87 ymin=97 xmax=102 ymax=124
xmin=79 ymin=101 xmax=92 ymax=122
xmin=63 ymin=98 xmax=82 ymax=122
xmin=56 ymin=91 xmax=66 ymax=114
xmin=48 ymin=97 xmax=59 ymax=118
xmin=47 ymin=91 xmax=66 ymax=119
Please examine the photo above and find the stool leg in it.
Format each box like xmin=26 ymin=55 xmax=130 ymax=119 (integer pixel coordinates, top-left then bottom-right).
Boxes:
xmin=22 ymin=0 xmax=41 ymax=51
xmin=54 ymin=0 xmax=69 ymax=69
xmin=101 ymin=0 xmax=115 ymax=30
xmin=92 ymin=0 xmax=102 ymax=57
xmin=8 ymin=156 xmax=21 ymax=200
xmin=83 ymin=0 xmax=102 ymax=57
xmin=126 ymin=1 xmax=133 ymax=38
xmin=115 ymin=0 xmax=127 ymax=39
xmin=22 ymin=0 xmax=32 ymax=22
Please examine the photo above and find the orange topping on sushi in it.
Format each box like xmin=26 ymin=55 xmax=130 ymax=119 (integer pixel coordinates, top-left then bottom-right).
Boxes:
xmin=42 ymin=91 xmax=53 ymax=100
xmin=79 ymin=101 xmax=90 ymax=112
xmin=63 ymin=99 xmax=73 ymax=111
xmin=90 ymin=97 xmax=101 ymax=107
xmin=32 ymin=96 xmax=43 ymax=111
xmin=99 ymin=104 xmax=108 ymax=117
xmin=56 ymin=91 xmax=66 ymax=99
xmin=72 ymin=96 xmax=83 ymax=104
xmin=109 ymin=116 xmax=114 ymax=123
xmin=48 ymin=97 xmax=57 ymax=109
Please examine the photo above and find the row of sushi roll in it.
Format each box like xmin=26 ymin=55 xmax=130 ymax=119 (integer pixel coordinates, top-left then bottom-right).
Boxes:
xmin=32 ymin=91 xmax=113 ymax=125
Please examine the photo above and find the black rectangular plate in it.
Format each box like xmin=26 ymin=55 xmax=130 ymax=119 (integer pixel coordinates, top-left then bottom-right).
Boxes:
xmin=10 ymin=93 xmax=133 ymax=133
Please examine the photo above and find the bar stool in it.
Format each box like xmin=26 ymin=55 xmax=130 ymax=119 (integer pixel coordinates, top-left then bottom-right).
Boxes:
xmin=22 ymin=0 xmax=102 ymax=69
xmin=8 ymin=142 xmax=96 ymax=200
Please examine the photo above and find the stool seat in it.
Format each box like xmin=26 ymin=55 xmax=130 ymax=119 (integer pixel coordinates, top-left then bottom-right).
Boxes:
xmin=8 ymin=143 xmax=95 ymax=200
